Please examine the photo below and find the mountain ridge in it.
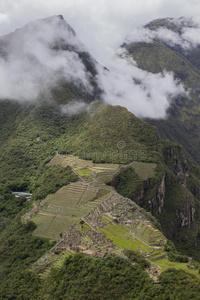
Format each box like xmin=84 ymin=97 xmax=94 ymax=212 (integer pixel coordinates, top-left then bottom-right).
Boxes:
xmin=122 ymin=17 xmax=200 ymax=166
xmin=1 ymin=15 xmax=200 ymax=298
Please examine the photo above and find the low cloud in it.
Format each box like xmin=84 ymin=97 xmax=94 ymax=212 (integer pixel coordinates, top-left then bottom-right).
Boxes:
xmin=0 ymin=15 xmax=188 ymax=120
xmin=0 ymin=15 xmax=94 ymax=101
xmin=125 ymin=17 xmax=200 ymax=51
xmin=97 ymin=50 xmax=186 ymax=119
xmin=60 ymin=101 xmax=88 ymax=115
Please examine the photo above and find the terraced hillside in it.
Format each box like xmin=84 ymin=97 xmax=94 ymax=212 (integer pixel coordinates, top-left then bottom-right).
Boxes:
xmin=31 ymin=191 xmax=200 ymax=280
xmin=3 ymin=16 xmax=200 ymax=298
xmin=29 ymin=154 xmax=159 ymax=240
xmin=27 ymin=155 xmax=200 ymax=280
xmin=27 ymin=155 xmax=120 ymax=239
xmin=31 ymin=182 xmax=113 ymax=239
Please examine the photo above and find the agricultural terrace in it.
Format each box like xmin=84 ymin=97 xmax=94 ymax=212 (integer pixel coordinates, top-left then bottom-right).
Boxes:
xmin=32 ymin=182 xmax=113 ymax=239
xmin=32 ymin=155 xmax=157 ymax=240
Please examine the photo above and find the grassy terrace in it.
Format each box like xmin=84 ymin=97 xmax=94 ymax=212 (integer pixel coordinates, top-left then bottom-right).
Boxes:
xmin=98 ymin=213 xmax=167 ymax=263
xmin=31 ymin=154 xmax=120 ymax=239
xmin=100 ymin=215 xmax=148 ymax=250
xmin=32 ymin=183 xmax=101 ymax=239
xmin=96 ymin=213 xmax=200 ymax=277
xmin=32 ymin=214 xmax=79 ymax=239
xmin=157 ymin=259 xmax=200 ymax=279
xmin=30 ymin=154 xmax=200 ymax=278
xmin=30 ymin=247 xmax=73 ymax=279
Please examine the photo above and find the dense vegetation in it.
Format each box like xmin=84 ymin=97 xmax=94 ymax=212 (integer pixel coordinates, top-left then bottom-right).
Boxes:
xmin=2 ymin=16 xmax=200 ymax=299
xmin=124 ymin=18 xmax=200 ymax=166
xmin=1 ymin=252 xmax=200 ymax=299
xmin=1 ymin=97 xmax=200 ymax=261
xmin=110 ymin=141 xmax=200 ymax=261
xmin=0 ymin=217 xmax=51 ymax=299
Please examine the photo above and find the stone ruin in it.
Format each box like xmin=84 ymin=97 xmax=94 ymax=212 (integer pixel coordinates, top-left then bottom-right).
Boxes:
xmin=54 ymin=226 xmax=117 ymax=258
xmin=54 ymin=195 xmax=119 ymax=257
xmin=83 ymin=195 xmax=116 ymax=228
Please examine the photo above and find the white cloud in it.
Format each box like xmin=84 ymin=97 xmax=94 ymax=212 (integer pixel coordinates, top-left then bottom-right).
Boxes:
xmin=97 ymin=51 xmax=185 ymax=119
xmin=0 ymin=16 xmax=94 ymax=101
xmin=126 ymin=17 xmax=200 ymax=50
xmin=0 ymin=1 xmax=196 ymax=119
xmin=0 ymin=1 xmax=200 ymax=64
xmin=182 ymin=27 xmax=200 ymax=46
xmin=60 ymin=101 xmax=88 ymax=115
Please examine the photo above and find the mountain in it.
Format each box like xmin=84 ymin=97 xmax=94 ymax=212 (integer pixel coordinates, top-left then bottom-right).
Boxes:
xmin=1 ymin=15 xmax=200 ymax=298
xmin=122 ymin=17 xmax=200 ymax=166
xmin=0 ymin=15 xmax=102 ymax=105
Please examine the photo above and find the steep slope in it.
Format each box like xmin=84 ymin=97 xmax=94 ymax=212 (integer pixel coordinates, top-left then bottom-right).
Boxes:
xmin=0 ymin=15 xmax=101 ymax=105
xmin=1 ymin=96 xmax=200 ymax=261
xmin=0 ymin=14 xmax=103 ymax=195
xmin=2 ymin=15 xmax=200 ymax=298
xmin=122 ymin=17 xmax=200 ymax=165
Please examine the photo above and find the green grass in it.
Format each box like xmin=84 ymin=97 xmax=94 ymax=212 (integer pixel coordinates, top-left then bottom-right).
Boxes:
xmin=118 ymin=224 xmax=130 ymax=233
xmin=156 ymin=258 xmax=200 ymax=278
xmin=41 ymin=205 xmax=89 ymax=217
xmin=32 ymin=214 xmax=79 ymax=239
xmin=109 ymin=223 xmax=130 ymax=236
xmin=100 ymin=217 xmax=200 ymax=275
xmin=31 ymin=161 xmax=117 ymax=240
xmin=76 ymin=168 xmax=92 ymax=176
xmin=96 ymin=189 xmax=111 ymax=199
xmin=99 ymin=227 xmax=145 ymax=251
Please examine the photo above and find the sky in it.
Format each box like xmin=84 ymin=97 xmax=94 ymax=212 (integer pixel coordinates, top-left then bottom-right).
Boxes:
xmin=0 ymin=0 xmax=198 ymax=119
xmin=0 ymin=0 xmax=200 ymax=65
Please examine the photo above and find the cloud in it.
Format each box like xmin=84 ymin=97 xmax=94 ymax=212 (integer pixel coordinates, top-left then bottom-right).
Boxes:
xmin=60 ymin=101 xmax=88 ymax=115
xmin=182 ymin=27 xmax=200 ymax=46
xmin=1 ymin=1 xmax=200 ymax=64
xmin=125 ymin=17 xmax=200 ymax=50
xmin=0 ymin=14 xmax=188 ymax=119
xmin=97 ymin=50 xmax=186 ymax=119
xmin=0 ymin=3 xmax=195 ymax=119
xmin=0 ymin=16 xmax=94 ymax=101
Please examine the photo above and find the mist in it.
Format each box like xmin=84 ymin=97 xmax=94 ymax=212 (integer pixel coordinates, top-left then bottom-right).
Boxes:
xmin=0 ymin=15 xmax=94 ymax=102
xmin=126 ymin=17 xmax=200 ymax=51
xmin=60 ymin=101 xmax=88 ymax=115
xmin=0 ymin=15 xmax=189 ymax=119
xmin=97 ymin=49 xmax=185 ymax=119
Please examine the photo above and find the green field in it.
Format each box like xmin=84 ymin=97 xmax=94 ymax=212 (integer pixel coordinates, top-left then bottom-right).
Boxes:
xmin=97 ymin=213 xmax=199 ymax=276
xmin=48 ymin=154 xmax=120 ymax=177
xmin=31 ymin=178 xmax=113 ymax=239
xmin=31 ymin=155 xmax=122 ymax=240
xmin=157 ymin=258 xmax=200 ymax=278
xmin=76 ymin=168 xmax=93 ymax=176
xmin=32 ymin=214 xmax=79 ymax=239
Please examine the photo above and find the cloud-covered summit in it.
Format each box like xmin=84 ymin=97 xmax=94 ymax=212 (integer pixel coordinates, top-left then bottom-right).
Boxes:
xmin=0 ymin=15 xmax=188 ymax=119
xmin=125 ymin=17 xmax=200 ymax=51
xmin=0 ymin=15 xmax=96 ymax=102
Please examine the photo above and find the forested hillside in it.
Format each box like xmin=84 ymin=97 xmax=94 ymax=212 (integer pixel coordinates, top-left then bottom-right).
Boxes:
xmin=123 ymin=17 xmax=200 ymax=166
xmin=1 ymin=15 xmax=200 ymax=299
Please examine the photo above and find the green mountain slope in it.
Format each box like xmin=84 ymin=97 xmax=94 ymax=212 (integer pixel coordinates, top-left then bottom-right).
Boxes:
xmin=1 ymin=96 xmax=200 ymax=261
xmin=2 ymin=16 xmax=200 ymax=298
xmin=123 ymin=17 xmax=200 ymax=166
